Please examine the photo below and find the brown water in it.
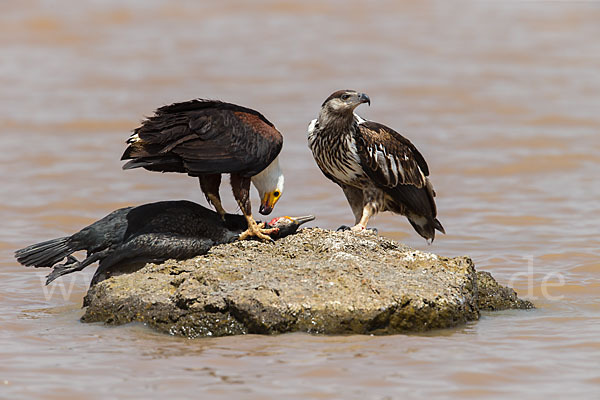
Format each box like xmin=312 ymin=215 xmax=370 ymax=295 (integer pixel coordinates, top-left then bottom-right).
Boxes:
xmin=1 ymin=1 xmax=599 ymax=398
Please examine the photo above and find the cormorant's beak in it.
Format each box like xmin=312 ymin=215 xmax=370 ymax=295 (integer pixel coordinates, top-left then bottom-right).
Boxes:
xmin=264 ymin=215 xmax=315 ymax=239
xmin=289 ymin=215 xmax=315 ymax=226
xmin=259 ymin=191 xmax=281 ymax=215
xmin=358 ymin=93 xmax=371 ymax=106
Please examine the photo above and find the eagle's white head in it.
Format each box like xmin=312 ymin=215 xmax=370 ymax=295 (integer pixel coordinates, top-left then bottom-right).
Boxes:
xmin=251 ymin=155 xmax=284 ymax=215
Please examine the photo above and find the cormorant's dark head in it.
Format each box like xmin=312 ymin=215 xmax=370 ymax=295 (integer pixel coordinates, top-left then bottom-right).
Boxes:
xmin=321 ymin=90 xmax=370 ymax=114
xmin=264 ymin=215 xmax=315 ymax=239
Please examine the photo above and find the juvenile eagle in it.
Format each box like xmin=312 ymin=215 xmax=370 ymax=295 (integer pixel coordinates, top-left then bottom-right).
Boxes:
xmin=121 ymin=99 xmax=284 ymax=241
xmin=308 ymin=90 xmax=444 ymax=242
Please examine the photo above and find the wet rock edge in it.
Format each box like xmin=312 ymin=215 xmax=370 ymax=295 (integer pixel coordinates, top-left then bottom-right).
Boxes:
xmin=81 ymin=228 xmax=534 ymax=337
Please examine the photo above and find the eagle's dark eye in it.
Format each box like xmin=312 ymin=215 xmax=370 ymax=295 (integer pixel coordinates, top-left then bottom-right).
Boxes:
xmin=341 ymin=94 xmax=350 ymax=101
xmin=273 ymin=191 xmax=280 ymax=197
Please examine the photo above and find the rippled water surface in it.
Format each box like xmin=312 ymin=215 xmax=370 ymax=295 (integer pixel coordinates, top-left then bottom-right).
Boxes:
xmin=1 ymin=1 xmax=599 ymax=398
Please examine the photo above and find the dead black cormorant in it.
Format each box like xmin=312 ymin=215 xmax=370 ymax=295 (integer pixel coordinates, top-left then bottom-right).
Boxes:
xmin=15 ymin=201 xmax=314 ymax=286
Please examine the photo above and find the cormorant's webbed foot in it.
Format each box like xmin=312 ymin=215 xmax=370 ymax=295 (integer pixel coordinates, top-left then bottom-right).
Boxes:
xmin=239 ymin=217 xmax=277 ymax=242
xmin=46 ymin=262 xmax=80 ymax=285
xmin=45 ymin=250 xmax=107 ymax=285
xmin=62 ymin=255 xmax=80 ymax=266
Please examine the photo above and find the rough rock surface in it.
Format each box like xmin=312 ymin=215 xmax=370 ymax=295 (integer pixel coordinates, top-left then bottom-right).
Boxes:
xmin=82 ymin=228 xmax=534 ymax=337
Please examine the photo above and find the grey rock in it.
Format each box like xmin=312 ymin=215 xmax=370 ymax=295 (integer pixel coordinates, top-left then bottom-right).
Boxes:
xmin=82 ymin=228 xmax=534 ymax=337
xmin=476 ymin=271 xmax=534 ymax=311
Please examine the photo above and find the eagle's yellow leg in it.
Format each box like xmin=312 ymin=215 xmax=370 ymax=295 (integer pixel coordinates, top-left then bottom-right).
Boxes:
xmin=207 ymin=194 xmax=227 ymax=221
xmin=238 ymin=214 xmax=278 ymax=242
xmin=351 ymin=203 xmax=376 ymax=231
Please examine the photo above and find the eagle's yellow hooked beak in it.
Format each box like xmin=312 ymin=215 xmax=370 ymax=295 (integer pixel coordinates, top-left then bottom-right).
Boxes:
xmin=259 ymin=190 xmax=282 ymax=215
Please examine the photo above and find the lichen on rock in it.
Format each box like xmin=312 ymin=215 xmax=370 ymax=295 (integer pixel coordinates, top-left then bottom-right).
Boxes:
xmin=82 ymin=228 xmax=533 ymax=337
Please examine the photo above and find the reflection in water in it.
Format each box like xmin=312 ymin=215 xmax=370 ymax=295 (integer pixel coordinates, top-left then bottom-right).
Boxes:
xmin=1 ymin=1 xmax=600 ymax=399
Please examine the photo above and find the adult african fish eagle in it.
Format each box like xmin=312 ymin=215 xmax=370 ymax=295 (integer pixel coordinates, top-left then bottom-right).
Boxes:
xmin=307 ymin=90 xmax=444 ymax=242
xmin=121 ymin=99 xmax=284 ymax=241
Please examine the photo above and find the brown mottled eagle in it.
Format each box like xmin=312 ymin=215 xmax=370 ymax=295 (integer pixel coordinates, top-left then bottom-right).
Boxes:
xmin=121 ymin=99 xmax=284 ymax=241
xmin=307 ymin=90 xmax=444 ymax=242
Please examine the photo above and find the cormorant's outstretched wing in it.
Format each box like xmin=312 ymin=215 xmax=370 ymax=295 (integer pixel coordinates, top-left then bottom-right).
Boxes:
xmin=122 ymin=99 xmax=283 ymax=177
xmin=355 ymin=121 xmax=437 ymax=217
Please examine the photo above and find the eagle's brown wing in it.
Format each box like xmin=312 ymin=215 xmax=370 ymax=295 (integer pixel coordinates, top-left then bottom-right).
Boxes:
xmin=121 ymin=99 xmax=283 ymax=178
xmin=355 ymin=121 xmax=438 ymax=218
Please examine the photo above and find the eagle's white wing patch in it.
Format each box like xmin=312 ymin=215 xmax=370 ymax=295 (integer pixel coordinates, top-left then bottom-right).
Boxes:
xmin=354 ymin=113 xmax=367 ymax=124
xmin=127 ymin=132 xmax=141 ymax=144
xmin=368 ymin=144 xmax=407 ymax=186
xmin=307 ymin=119 xmax=317 ymax=135
xmin=307 ymin=118 xmax=318 ymax=149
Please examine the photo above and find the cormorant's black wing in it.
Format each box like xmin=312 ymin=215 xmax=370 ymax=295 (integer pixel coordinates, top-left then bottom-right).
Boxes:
xmin=122 ymin=99 xmax=283 ymax=177
xmin=122 ymin=200 xmax=247 ymax=243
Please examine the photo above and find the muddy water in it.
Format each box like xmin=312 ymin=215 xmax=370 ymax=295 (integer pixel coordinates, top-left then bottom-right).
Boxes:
xmin=1 ymin=1 xmax=599 ymax=398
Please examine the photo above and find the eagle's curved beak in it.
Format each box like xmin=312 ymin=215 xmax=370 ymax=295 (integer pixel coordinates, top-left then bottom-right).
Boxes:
xmin=259 ymin=191 xmax=281 ymax=215
xmin=359 ymin=93 xmax=371 ymax=106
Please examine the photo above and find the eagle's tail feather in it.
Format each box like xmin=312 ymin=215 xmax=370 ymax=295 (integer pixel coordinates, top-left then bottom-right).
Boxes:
xmin=122 ymin=156 xmax=183 ymax=172
xmin=434 ymin=218 xmax=445 ymax=234
xmin=406 ymin=213 xmax=445 ymax=243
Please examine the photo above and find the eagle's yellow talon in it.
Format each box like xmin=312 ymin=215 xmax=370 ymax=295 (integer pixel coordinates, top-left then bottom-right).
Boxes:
xmin=238 ymin=217 xmax=277 ymax=242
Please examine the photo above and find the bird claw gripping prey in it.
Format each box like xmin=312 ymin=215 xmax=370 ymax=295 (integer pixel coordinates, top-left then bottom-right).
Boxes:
xmin=237 ymin=214 xmax=315 ymax=243
xmin=238 ymin=220 xmax=278 ymax=242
